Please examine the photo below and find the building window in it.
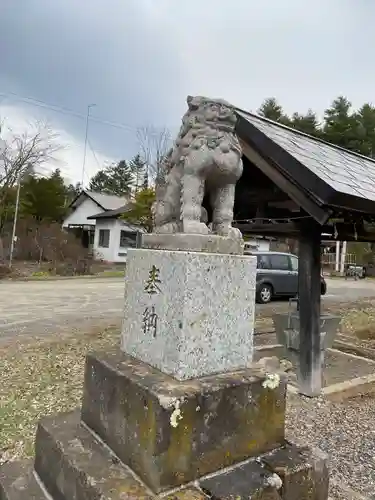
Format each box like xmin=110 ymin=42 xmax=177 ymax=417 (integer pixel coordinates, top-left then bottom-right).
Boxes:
xmin=98 ymin=229 xmax=110 ymax=248
xmin=120 ymin=231 xmax=137 ymax=248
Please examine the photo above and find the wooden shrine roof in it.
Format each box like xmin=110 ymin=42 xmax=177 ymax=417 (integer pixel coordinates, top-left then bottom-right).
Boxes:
xmin=235 ymin=108 xmax=375 ymax=223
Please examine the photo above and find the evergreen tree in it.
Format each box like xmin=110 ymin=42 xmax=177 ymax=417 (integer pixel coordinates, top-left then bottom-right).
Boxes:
xmin=289 ymin=110 xmax=321 ymax=137
xmin=21 ymin=168 xmax=68 ymax=222
xmin=322 ymin=96 xmax=359 ymax=151
xmin=353 ymin=103 xmax=375 ymax=157
xmin=66 ymin=182 xmax=82 ymax=203
xmin=258 ymin=97 xmax=290 ymax=125
xmin=89 ymin=160 xmax=133 ymax=196
xmin=128 ymin=154 xmax=146 ymax=193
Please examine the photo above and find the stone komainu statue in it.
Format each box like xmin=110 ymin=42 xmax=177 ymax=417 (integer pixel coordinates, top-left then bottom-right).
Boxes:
xmin=152 ymin=96 xmax=243 ymax=238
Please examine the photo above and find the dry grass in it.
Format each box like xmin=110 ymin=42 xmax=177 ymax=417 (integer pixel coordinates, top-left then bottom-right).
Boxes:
xmin=0 ymin=327 xmax=119 ymax=464
xmin=340 ymin=304 xmax=375 ymax=342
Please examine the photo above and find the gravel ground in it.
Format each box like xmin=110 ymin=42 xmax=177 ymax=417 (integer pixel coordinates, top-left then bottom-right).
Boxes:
xmin=287 ymin=392 xmax=375 ymax=499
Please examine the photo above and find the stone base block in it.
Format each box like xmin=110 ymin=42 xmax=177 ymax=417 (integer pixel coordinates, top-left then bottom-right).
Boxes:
xmin=81 ymin=349 xmax=287 ymax=493
xmin=201 ymin=442 xmax=329 ymax=499
xmin=121 ymin=248 xmax=256 ymax=380
xmin=263 ymin=443 xmax=329 ymax=499
xmin=200 ymin=460 xmax=283 ymax=499
xmin=141 ymin=233 xmax=244 ymax=255
xmin=0 ymin=412 xmax=206 ymax=500
xmin=0 ymin=439 xmax=329 ymax=499
xmin=34 ymin=411 xmax=153 ymax=500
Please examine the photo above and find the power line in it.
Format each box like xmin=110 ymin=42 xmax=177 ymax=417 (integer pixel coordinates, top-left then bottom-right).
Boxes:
xmin=0 ymin=91 xmax=139 ymax=185
xmin=0 ymin=91 xmax=137 ymax=132
xmin=87 ymin=139 xmax=102 ymax=170
xmin=0 ymin=91 xmax=82 ymax=119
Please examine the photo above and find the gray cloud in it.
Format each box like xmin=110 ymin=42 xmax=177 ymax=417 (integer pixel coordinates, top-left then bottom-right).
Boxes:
xmin=1 ymin=0 xmax=375 ymax=165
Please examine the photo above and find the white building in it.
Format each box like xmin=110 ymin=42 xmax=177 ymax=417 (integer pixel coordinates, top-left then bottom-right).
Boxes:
xmin=244 ymin=238 xmax=271 ymax=253
xmin=88 ymin=207 xmax=145 ymax=263
xmin=62 ymin=190 xmax=144 ymax=262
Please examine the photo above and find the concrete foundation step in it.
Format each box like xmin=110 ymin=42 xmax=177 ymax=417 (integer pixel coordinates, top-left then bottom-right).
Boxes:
xmin=0 ymin=460 xmax=48 ymax=500
xmin=33 ymin=410 xmax=153 ymax=500
xmin=0 ymin=409 xmax=330 ymax=499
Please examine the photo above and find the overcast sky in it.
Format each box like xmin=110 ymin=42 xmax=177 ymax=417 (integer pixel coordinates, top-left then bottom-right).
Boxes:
xmin=1 ymin=0 xmax=374 ymax=184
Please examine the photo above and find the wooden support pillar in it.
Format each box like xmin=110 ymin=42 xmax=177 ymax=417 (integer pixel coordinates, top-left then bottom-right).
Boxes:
xmin=298 ymin=220 xmax=322 ymax=397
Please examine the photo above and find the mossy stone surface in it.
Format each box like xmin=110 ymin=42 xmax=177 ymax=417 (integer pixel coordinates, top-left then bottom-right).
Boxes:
xmin=81 ymin=349 xmax=286 ymax=492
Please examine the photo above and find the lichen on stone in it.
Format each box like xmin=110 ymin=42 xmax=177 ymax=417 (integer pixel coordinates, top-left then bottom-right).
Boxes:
xmin=262 ymin=373 xmax=281 ymax=390
xmin=265 ymin=472 xmax=283 ymax=490
xmin=170 ymin=399 xmax=184 ymax=428
xmin=158 ymin=394 xmax=179 ymax=409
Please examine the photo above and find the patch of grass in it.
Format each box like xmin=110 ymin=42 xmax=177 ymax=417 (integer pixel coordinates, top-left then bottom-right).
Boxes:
xmin=0 ymin=327 xmax=119 ymax=464
xmin=30 ymin=271 xmax=51 ymax=278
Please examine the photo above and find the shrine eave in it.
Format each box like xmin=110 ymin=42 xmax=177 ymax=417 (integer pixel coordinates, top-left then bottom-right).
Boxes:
xmin=234 ymin=108 xmax=375 ymax=222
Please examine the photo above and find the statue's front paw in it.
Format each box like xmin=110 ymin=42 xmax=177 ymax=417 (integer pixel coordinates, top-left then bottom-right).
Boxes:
xmin=212 ymin=224 xmax=242 ymax=239
xmin=154 ymin=223 xmax=179 ymax=234
xmin=182 ymin=221 xmax=209 ymax=235
xmin=228 ymin=226 xmax=243 ymax=239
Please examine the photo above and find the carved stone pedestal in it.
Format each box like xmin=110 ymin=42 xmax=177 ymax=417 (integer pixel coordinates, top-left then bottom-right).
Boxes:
xmin=121 ymin=246 xmax=256 ymax=380
xmin=0 ymin=349 xmax=329 ymax=499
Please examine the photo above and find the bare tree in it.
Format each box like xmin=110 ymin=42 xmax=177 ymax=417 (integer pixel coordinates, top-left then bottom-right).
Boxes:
xmin=136 ymin=125 xmax=172 ymax=186
xmin=0 ymin=120 xmax=61 ymax=227
xmin=0 ymin=120 xmax=61 ymax=196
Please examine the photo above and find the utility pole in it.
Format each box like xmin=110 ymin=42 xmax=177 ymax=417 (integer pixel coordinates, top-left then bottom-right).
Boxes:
xmin=9 ymin=175 xmax=21 ymax=268
xmin=81 ymin=103 xmax=96 ymax=186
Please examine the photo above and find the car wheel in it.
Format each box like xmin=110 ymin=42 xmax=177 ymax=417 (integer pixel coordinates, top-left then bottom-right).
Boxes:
xmin=321 ymin=282 xmax=327 ymax=296
xmin=257 ymin=284 xmax=273 ymax=304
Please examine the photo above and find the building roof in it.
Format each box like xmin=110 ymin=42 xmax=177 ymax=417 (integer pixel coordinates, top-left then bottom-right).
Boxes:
xmin=69 ymin=190 xmax=128 ymax=211
xmin=88 ymin=204 xmax=130 ymax=220
xmin=86 ymin=191 xmax=129 ymax=210
xmin=88 ymin=204 xmax=146 ymax=232
xmin=235 ymin=108 xmax=375 ymax=221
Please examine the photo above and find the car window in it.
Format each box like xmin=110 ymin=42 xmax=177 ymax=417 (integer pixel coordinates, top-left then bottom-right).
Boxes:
xmin=257 ymin=254 xmax=271 ymax=269
xmin=269 ymin=254 xmax=290 ymax=271
xmin=290 ymin=256 xmax=298 ymax=272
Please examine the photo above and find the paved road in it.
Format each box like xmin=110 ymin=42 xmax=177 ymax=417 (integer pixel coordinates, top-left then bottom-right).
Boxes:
xmin=1 ymin=277 xmax=375 ymax=342
xmin=0 ymin=278 xmax=126 ymax=342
